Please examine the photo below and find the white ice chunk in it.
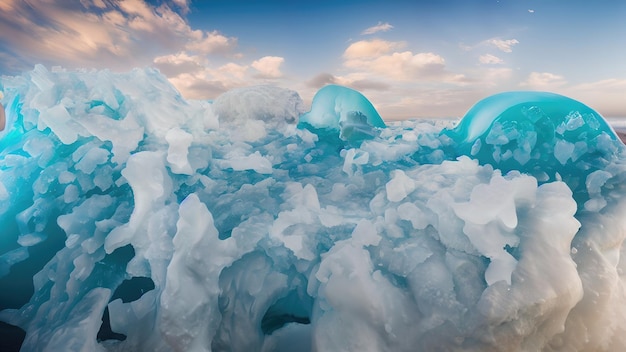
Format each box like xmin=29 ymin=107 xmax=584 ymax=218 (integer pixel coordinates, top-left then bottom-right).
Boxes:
xmin=397 ymin=202 xmax=430 ymax=230
xmin=38 ymin=104 xmax=79 ymax=144
xmin=78 ymin=112 xmax=144 ymax=164
xmin=166 ymin=128 xmax=194 ymax=175
xmin=342 ymin=148 xmax=369 ymax=176
xmin=554 ymin=139 xmax=575 ymax=165
xmin=160 ymin=193 xmax=240 ymax=351
xmin=0 ymin=247 xmax=29 ymax=276
xmin=219 ymin=151 xmax=273 ymax=174
xmin=386 ymin=170 xmax=416 ymax=202
xmin=105 ymin=151 xmax=171 ymax=253
xmin=17 ymin=233 xmax=48 ymax=247
xmin=585 ymin=170 xmax=612 ymax=197
xmin=75 ymin=147 xmax=110 ymax=174
xmin=454 ymin=173 xmax=536 ymax=229
xmin=40 ymin=288 xmax=111 ymax=352
xmin=351 ymin=219 xmax=381 ymax=247
xmin=64 ymin=184 xmax=79 ymax=203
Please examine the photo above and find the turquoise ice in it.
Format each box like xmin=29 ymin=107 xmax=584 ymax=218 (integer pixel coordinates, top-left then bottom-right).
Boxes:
xmin=443 ymin=91 xmax=623 ymax=206
xmin=299 ymin=84 xmax=386 ymax=141
xmin=1 ymin=67 xmax=626 ymax=351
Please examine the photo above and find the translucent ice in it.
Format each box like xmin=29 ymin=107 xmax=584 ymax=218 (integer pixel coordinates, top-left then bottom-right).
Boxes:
xmin=444 ymin=91 xmax=623 ymax=206
xmin=2 ymin=68 xmax=626 ymax=352
xmin=299 ymin=84 xmax=386 ymax=141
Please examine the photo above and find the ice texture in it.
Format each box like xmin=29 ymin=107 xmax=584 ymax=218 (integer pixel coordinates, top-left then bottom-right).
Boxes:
xmin=299 ymin=84 xmax=386 ymax=141
xmin=1 ymin=67 xmax=626 ymax=351
xmin=443 ymin=91 xmax=621 ymax=207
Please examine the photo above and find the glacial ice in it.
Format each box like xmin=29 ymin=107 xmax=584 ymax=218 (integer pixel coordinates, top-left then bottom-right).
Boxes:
xmin=299 ymin=84 xmax=386 ymax=141
xmin=1 ymin=66 xmax=626 ymax=351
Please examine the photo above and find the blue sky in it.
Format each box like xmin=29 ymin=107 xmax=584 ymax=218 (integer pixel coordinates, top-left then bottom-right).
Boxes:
xmin=1 ymin=0 xmax=625 ymax=118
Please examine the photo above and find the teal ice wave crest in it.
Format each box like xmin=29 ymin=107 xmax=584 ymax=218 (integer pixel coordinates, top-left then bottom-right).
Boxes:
xmin=1 ymin=66 xmax=626 ymax=351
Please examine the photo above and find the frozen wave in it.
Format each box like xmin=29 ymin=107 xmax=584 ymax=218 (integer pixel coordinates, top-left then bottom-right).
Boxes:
xmin=1 ymin=66 xmax=626 ymax=351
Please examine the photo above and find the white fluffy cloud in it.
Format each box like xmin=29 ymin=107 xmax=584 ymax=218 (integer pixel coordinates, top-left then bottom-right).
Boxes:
xmin=185 ymin=30 xmax=238 ymax=55
xmin=0 ymin=0 xmax=237 ymax=72
xmin=479 ymin=54 xmax=504 ymax=64
xmin=343 ymin=39 xmax=406 ymax=59
xmin=153 ymin=52 xmax=207 ymax=77
xmin=341 ymin=40 xmax=469 ymax=85
xmin=0 ymin=0 xmax=269 ymax=102
xmin=153 ymin=54 xmax=287 ymax=100
xmin=251 ymin=56 xmax=285 ymax=78
xmin=487 ymin=39 xmax=520 ymax=53
xmin=361 ymin=22 xmax=394 ymax=35
xmin=345 ymin=51 xmax=448 ymax=81
xmin=520 ymin=72 xmax=567 ymax=89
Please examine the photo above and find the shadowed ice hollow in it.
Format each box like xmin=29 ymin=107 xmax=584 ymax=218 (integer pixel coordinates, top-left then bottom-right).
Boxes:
xmin=1 ymin=66 xmax=626 ymax=351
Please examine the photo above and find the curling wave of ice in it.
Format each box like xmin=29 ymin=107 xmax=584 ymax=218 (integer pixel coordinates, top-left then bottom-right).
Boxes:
xmin=1 ymin=66 xmax=626 ymax=351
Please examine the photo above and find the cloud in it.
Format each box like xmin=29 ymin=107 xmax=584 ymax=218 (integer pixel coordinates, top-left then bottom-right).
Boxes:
xmin=487 ymin=39 xmax=519 ymax=53
xmin=156 ymin=56 xmax=287 ymax=100
xmin=344 ymin=50 xmax=448 ymax=81
xmin=185 ymin=30 xmax=238 ymax=55
xmin=341 ymin=39 xmax=466 ymax=83
xmin=0 ymin=0 xmax=237 ymax=73
xmin=349 ymin=79 xmax=390 ymax=91
xmin=0 ymin=0 xmax=18 ymax=12
xmin=343 ymin=39 xmax=405 ymax=59
xmin=307 ymin=73 xmax=338 ymax=88
xmin=173 ymin=74 xmax=230 ymax=99
xmin=153 ymin=52 xmax=206 ymax=77
xmin=306 ymin=72 xmax=389 ymax=91
xmin=528 ymin=9 xmax=535 ymax=13
xmin=361 ymin=22 xmax=394 ymax=35
xmin=479 ymin=54 xmax=504 ymax=65
xmin=563 ymin=79 xmax=626 ymax=117
xmin=520 ymin=72 xmax=567 ymax=88
xmin=165 ymin=69 xmax=239 ymax=100
xmin=170 ymin=0 xmax=191 ymax=14
xmin=219 ymin=62 xmax=249 ymax=79
xmin=251 ymin=56 xmax=285 ymax=79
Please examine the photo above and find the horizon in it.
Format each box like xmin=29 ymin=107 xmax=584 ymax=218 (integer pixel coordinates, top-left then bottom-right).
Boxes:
xmin=1 ymin=0 xmax=625 ymax=119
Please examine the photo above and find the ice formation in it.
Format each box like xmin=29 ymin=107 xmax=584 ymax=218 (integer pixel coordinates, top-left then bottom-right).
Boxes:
xmin=299 ymin=84 xmax=386 ymax=141
xmin=1 ymin=66 xmax=626 ymax=352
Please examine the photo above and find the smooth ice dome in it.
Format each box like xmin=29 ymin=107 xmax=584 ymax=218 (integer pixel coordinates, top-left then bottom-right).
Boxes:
xmin=443 ymin=91 xmax=622 ymax=207
xmin=1 ymin=67 xmax=626 ymax=352
xmin=299 ymin=84 xmax=386 ymax=141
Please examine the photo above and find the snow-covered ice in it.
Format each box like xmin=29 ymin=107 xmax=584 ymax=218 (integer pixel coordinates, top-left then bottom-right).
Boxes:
xmin=1 ymin=66 xmax=626 ymax=351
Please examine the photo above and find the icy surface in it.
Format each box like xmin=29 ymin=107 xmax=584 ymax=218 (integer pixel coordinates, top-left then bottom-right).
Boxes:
xmin=299 ymin=84 xmax=386 ymax=141
xmin=444 ymin=91 xmax=621 ymax=208
xmin=1 ymin=67 xmax=626 ymax=351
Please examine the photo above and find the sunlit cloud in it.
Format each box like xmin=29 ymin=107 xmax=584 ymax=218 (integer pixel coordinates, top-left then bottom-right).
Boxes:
xmin=0 ymin=0 xmax=237 ymax=72
xmin=520 ymin=72 xmax=567 ymax=89
xmin=479 ymin=54 xmax=504 ymax=65
xmin=343 ymin=39 xmax=406 ymax=59
xmin=361 ymin=22 xmax=394 ymax=35
xmin=487 ymin=38 xmax=520 ymax=53
xmin=251 ymin=56 xmax=285 ymax=79
xmin=184 ymin=30 xmax=238 ymax=55
xmin=344 ymin=51 xmax=447 ymax=81
xmin=153 ymin=52 xmax=207 ymax=77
